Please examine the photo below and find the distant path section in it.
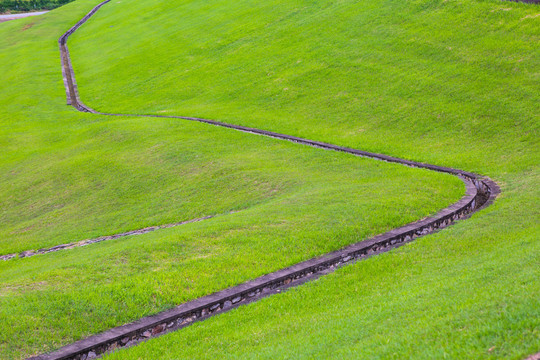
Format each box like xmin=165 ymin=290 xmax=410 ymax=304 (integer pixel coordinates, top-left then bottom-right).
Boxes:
xmin=0 ymin=214 xmax=216 ymax=261
xmin=0 ymin=11 xmax=48 ymax=22
xmin=31 ymin=1 xmax=502 ymax=359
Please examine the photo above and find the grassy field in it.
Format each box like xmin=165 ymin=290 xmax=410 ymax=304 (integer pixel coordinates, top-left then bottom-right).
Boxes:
xmin=64 ymin=0 xmax=539 ymax=358
xmin=0 ymin=2 xmax=470 ymax=359
xmin=0 ymin=0 xmax=538 ymax=359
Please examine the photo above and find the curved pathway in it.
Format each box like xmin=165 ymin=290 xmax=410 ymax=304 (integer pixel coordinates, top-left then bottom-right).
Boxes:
xmin=30 ymin=1 xmax=499 ymax=359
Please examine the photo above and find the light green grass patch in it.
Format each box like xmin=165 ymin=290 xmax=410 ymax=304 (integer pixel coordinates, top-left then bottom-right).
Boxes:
xmin=0 ymin=1 xmax=468 ymax=358
xmin=60 ymin=0 xmax=539 ymax=358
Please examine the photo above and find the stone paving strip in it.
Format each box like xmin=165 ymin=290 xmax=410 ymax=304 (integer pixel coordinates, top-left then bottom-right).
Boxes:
xmin=1 ymin=215 xmax=215 ymax=261
xmin=28 ymin=1 xmax=503 ymax=359
xmin=525 ymin=352 xmax=540 ymax=360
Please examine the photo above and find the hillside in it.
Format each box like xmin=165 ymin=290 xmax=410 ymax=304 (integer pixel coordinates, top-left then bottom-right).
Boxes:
xmin=0 ymin=0 xmax=538 ymax=359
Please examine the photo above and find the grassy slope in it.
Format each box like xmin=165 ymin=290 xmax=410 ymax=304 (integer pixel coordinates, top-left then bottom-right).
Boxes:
xmin=70 ymin=0 xmax=538 ymax=174
xmin=0 ymin=3 xmax=466 ymax=359
xmin=0 ymin=0 xmax=73 ymax=14
xmin=63 ymin=0 xmax=540 ymax=358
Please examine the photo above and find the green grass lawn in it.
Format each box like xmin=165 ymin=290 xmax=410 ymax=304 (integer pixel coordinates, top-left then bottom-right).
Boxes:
xmin=0 ymin=2 xmax=469 ymax=358
xmin=69 ymin=0 xmax=538 ymax=174
xmin=64 ymin=0 xmax=538 ymax=358
xmin=0 ymin=0 xmax=538 ymax=358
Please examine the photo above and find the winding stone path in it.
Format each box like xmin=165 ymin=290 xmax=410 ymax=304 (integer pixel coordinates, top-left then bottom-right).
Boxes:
xmin=29 ymin=1 xmax=502 ymax=359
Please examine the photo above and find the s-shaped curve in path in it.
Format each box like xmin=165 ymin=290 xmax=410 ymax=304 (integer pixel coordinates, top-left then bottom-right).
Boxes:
xmin=31 ymin=1 xmax=500 ymax=359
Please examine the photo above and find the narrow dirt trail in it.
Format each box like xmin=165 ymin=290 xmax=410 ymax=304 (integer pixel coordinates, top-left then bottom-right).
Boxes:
xmin=29 ymin=1 xmax=500 ymax=359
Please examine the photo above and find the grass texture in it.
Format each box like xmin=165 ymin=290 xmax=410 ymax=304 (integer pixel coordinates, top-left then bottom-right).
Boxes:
xmin=0 ymin=0 xmax=538 ymax=358
xmin=66 ymin=0 xmax=540 ymax=358
xmin=0 ymin=1 xmax=470 ymax=358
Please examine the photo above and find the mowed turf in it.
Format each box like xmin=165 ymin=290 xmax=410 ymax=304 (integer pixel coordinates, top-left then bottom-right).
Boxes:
xmin=61 ymin=0 xmax=539 ymax=358
xmin=0 ymin=2 xmax=469 ymax=359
